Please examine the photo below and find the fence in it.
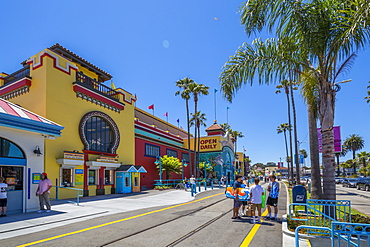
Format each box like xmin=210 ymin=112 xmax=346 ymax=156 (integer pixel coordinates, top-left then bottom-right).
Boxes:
xmin=289 ymin=199 xmax=351 ymax=235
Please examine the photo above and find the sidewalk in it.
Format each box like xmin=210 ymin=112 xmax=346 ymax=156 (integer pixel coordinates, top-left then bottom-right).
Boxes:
xmin=0 ymin=186 xmax=217 ymax=240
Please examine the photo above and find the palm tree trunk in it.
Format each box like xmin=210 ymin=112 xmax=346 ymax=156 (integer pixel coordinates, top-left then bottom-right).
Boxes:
xmin=286 ymin=91 xmax=294 ymax=183
xmin=290 ymin=80 xmax=300 ymax=184
xmin=194 ymin=95 xmax=198 ymax=177
xmin=283 ymin=131 xmax=289 ymax=170
xmin=308 ymin=104 xmax=322 ymax=199
xmin=320 ymin=91 xmax=336 ymax=200
xmin=186 ymin=99 xmax=192 ymax=176
xmin=352 ymin=151 xmax=357 ymax=175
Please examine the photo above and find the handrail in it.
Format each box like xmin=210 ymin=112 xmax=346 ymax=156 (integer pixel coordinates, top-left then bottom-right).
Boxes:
xmin=3 ymin=66 xmax=30 ymax=85
xmin=331 ymin=221 xmax=370 ymax=247
xmin=295 ymin=225 xmax=331 ymax=247
xmin=51 ymin=186 xmax=83 ymax=206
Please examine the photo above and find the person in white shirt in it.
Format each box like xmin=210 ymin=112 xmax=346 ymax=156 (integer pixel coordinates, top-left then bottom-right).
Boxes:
xmin=249 ymin=177 xmax=264 ymax=223
xmin=0 ymin=177 xmax=8 ymax=217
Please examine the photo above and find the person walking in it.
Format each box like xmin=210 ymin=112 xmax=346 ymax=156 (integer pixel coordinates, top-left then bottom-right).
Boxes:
xmin=249 ymin=177 xmax=264 ymax=223
xmin=266 ymin=175 xmax=280 ymax=220
xmin=0 ymin=177 xmax=8 ymax=217
xmin=36 ymin=173 xmax=52 ymax=213
xmin=232 ymin=175 xmax=243 ymax=220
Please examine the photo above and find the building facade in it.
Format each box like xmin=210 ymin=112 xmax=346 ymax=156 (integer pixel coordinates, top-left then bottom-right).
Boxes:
xmin=1 ymin=44 xmax=138 ymax=200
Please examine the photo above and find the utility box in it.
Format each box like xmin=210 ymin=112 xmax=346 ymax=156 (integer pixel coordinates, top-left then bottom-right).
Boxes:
xmin=292 ymin=185 xmax=307 ymax=203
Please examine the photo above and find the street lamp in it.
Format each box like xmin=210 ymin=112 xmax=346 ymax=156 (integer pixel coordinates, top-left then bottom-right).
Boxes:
xmin=155 ymin=156 xmax=163 ymax=185
xmin=181 ymin=159 xmax=188 ymax=180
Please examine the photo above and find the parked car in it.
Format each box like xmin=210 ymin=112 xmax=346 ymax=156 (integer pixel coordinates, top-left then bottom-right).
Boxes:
xmin=342 ymin=178 xmax=358 ymax=188
xmin=357 ymin=177 xmax=370 ymax=191
xmin=335 ymin=177 xmax=343 ymax=184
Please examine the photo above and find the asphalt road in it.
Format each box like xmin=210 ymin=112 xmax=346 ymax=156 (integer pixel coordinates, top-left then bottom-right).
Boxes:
xmin=336 ymin=184 xmax=370 ymax=216
xmin=3 ymin=184 xmax=287 ymax=247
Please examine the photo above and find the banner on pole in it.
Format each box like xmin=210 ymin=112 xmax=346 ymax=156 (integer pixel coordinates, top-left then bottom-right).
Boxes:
xmin=317 ymin=126 xmax=341 ymax=153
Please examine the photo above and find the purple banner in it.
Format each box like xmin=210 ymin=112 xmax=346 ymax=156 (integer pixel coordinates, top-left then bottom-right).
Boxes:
xmin=317 ymin=126 xmax=341 ymax=153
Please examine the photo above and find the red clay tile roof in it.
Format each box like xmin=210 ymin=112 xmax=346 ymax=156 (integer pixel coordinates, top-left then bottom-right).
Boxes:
xmin=49 ymin=43 xmax=112 ymax=82
xmin=205 ymin=123 xmax=223 ymax=131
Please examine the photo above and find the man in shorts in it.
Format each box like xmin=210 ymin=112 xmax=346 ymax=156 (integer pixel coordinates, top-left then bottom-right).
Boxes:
xmin=266 ymin=174 xmax=280 ymax=220
xmin=232 ymin=175 xmax=243 ymax=219
xmin=249 ymin=177 xmax=264 ymax=223
xmin=0 ymin=177 xmax=7 ymax=217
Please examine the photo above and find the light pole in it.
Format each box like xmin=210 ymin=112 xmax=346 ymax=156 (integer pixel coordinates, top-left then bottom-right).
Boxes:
xmin=181 ymin=159 xmax=188 ymax=180
xmin=155 ymin=156 xmax=163 ymax=185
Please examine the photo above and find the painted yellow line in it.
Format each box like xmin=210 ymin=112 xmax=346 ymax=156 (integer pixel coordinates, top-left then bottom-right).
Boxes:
xmin=240 ymin=209 xmax=269 ymax=247
xmin=17 ymin=192 xmax=224 ymax=247
xmin=306 ymin=239 xmax=312 ymax=247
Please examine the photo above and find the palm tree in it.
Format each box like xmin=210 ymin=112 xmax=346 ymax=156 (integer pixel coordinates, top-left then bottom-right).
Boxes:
xmin=230 ymin=130 xmax=244 ymax=156
xmin=356 ymin=151 xmax=370 ymax=177
xmin=190 ymin=111 xmax=207 ymax=177
xmin=219 ymin=0 xmax=370 ymax=200
xmin=276 ymin=82 xmax=296 ymax=183
xmin=175 ymin=77 xmax=194 ymax=174
xmin=300 ymin=69 xmax=321 ymax=198
xmin=343 ymin=134 xmax=365 ymax=175
xmin=188 ymin=83 xmax=209 ymax=175
xmin=277 ymin=123 xmax=292 ymax=181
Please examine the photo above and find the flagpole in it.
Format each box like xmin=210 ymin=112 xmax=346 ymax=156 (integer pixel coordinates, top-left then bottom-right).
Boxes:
xmin=226 ymin=107 xmax=229 ymax=124
xmin=214 ymin=89 xmax=217 ymax=122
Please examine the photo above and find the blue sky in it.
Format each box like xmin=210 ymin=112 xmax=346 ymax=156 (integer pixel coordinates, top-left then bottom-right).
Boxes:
xmin=1 ymin=1 xmax=369 ymax=165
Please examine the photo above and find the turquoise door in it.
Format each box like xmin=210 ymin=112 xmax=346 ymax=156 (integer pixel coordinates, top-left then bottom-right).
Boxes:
xmin=116 ymin=172 xmax=132 ymax=194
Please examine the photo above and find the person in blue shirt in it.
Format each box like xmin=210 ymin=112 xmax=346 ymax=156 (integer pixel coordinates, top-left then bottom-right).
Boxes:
xmin=266 ymin=175 xmax=280 ymax=220
xmin=232 ymin=175 xmax=243 ymax=219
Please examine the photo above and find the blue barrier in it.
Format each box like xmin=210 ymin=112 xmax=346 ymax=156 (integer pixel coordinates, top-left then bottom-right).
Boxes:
xmin=331 ymin=221 xmax=370 ymax=247
xmin=295 ymin=225 xmax=331 ymax=247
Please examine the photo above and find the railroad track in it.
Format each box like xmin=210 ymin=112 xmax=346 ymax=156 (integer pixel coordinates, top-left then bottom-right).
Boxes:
xmin=98 ymin=197 xmax=229 ymax=247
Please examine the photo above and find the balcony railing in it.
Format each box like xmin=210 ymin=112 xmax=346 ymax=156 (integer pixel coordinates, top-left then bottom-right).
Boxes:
xmin=3 ymin=66 xmax=30 ymax=85
xmin=74 ymin=72 xmax=119 ymax=101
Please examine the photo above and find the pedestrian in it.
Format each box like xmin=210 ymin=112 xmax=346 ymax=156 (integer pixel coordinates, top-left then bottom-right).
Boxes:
xmin=0 ymin=177 xmax=8 ymax=217
xmin=249 ymin=177 xmax=264 ymax=223
xmin=240 ymin=178 xmax=249 ymax=216
xmin=266 ymin=174 xmax=280 ymax=220
xmin=36 ymin=172 xmax=53 ymax=213
xmin=231 ymin=175 xmax=243 ymax=220
xmin=220 ymin=175 xmax=225 ymax=186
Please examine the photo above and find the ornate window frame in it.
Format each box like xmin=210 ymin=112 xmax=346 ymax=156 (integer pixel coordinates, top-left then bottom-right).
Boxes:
xmin=79 ymin=111 xmax=120 ymax=154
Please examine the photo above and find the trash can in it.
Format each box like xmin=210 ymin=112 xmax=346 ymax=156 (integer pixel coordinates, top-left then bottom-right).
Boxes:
xmin=292 ymin=185 xmax=307 ymax=203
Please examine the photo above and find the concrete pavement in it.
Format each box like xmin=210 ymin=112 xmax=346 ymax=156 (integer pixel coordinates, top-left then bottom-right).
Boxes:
xmin=0 ymin=183 xmax=318 ymax=246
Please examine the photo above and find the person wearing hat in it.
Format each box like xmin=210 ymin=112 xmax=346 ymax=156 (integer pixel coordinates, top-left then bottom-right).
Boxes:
xmin=36 ymin=173 xmax=52 ymax=213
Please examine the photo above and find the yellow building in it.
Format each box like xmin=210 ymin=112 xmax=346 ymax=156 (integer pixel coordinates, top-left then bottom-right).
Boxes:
xmin=1 ymin=44 xmax=137 ymax=199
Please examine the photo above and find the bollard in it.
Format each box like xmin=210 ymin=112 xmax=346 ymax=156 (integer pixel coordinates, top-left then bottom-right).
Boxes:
xmin=218 ymin=181 xmax=221 ymax=189
xmin=204 ymin=181 xmax=207 ymax=190
xmin=211 ymin=181 xmax=214 ymax=190
xmin=198 ymin=182 xmax=201 ymax=192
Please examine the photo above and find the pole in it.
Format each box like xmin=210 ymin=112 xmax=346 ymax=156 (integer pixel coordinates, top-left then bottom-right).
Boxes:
xmin=182 ymin=159 xmax=184 ymax=181
xmin=214 ymin=89 xmax=217 ymax=122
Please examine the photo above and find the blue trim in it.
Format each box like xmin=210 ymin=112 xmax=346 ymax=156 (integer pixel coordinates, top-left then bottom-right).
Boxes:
xmin=0 ymin=157 xmax=26 ymax=165
xmin=28 ymin=168 xmax=31 ymax=200
xmin=137 ymin=167 xmax=147 ymax=173
xmin=144 ymin=143 xmax=160 ymax=157
xmin=127 ymin=166 xmax=138 ymax=173
xmin=0 ymin=113 xmax=64 ymax=136
xmin=166 ymin=148 xmax=178 ymax=158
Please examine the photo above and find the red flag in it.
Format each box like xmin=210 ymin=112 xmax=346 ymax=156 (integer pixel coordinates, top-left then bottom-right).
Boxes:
xmin=148 ymin=104 xmax=154 ymax=110
xmin=163 ymin=112 xmax=168 ymax=117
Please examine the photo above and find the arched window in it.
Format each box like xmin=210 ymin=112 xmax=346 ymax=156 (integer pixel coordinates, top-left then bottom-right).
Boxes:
xmin=80 ymin=111 xmax=120 ymax=154
xmin=0 ymin=138 xmax=25 ymax=158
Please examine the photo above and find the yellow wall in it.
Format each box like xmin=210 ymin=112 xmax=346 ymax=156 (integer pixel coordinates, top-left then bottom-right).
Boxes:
xmin=9 ymin=48 xmax=135 ymax=199
xmin=184 ymin=135 xmax=234 ymax=152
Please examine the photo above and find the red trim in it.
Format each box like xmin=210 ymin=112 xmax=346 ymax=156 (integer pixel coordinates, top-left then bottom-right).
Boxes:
xmin=73 ymin=84 xmax=125 ymax=110
xmin=83 ymin=150 xmax=118 ymax=157
xmin=28 ymin=52 xmax=78 ymax=75
xmin=0 ymin=78 xmax=31 ymax=96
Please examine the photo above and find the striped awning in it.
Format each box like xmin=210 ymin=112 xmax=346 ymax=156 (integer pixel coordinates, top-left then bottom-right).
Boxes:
xmin=0 ymin=98 xmax=64 ymax=136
